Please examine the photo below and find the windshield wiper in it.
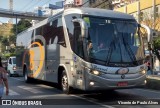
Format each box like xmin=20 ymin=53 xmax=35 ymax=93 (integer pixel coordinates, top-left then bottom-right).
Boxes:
xmin=122 ymin=34 xmax=138 ymax=65
xmin=105 ymin=38 xmax=115 ymax=65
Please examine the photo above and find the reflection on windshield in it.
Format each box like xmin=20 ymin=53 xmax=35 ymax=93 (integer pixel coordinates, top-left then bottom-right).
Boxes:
xmin=84 ymin=17 xmax=144 ymax=66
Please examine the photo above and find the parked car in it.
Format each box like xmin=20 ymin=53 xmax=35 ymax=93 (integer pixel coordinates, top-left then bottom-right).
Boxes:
xmin=7 ymin=56 xmax=17 ymax=77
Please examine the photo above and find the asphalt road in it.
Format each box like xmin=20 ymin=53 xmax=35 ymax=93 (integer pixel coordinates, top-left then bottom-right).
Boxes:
xmin=1 ymin=76 xmax=160 ymax=108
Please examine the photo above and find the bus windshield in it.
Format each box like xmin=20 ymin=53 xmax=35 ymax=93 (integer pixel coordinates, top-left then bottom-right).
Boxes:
xmin=84 ymin=17 xmax=144 ymax=66
xmin=13 ymin=58 xmax=16 ymax=64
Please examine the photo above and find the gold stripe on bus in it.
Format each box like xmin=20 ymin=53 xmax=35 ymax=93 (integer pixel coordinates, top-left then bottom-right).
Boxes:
xmin=28 ymin=42 xmax=45 ymax=78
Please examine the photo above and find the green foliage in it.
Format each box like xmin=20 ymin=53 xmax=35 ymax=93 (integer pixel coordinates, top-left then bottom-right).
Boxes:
xmin=153 ymin=37 xmax=160 ymax=60
xmin=12 ymin=19 xmax=32 ymax=34
xmin=0 ymin=19 xmax=31 ymax=59
xmin=1 ymin=52 xmax=16 ymax=60
xmin=1 ymin=36 xmax=9 ymax=46
xmin=0 ymin=36 xmax=3 ymax=41
xmin=9 ymin=35 xmax=16 ymax=45
xmin=153 ymin=37 xmax=160 ymax=49
xmin=4 ymin=53 xmax=11 ymax=59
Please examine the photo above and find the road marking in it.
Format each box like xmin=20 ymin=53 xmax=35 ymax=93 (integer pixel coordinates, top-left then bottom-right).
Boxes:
xmin=36 ymin=84 xmax=54 ymax=89
xmin=70 ymin=95 xmax=115 ymax=108
xmin=18 ymin=86 xmax=43 ymax=94
xmin=27 ymin=94 xmax=66 ymax=99
xmin=4 ymin=88 xmax=20 ymax=96
xmin=10 ymin=77 xmax=24 ymax=81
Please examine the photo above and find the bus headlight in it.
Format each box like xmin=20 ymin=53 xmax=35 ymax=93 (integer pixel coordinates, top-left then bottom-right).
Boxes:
xmin=140 ymin=69 xmax=146 ymax=74
xmin=13 ymin=66 xmax=16 ymax=70
xmin=90 ymin=70 xmax=105 ymax=76
xmin=92 ymin=70 xmax=100 ymax=75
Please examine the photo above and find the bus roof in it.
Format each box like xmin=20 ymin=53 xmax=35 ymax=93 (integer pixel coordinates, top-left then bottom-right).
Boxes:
xmin=17 ymin=8 xmax=135 ymax=36
xmin=64 ymin=7 xmax=135 ymax=20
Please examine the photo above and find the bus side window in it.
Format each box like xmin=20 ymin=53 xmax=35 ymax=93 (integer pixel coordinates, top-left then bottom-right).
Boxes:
xmin=42 ymin=17 xmax=66 ymax=47
xmin=73 ymin=22 xmax=84 ymax=58
xmin=57 ymin=17 xmax=66 ymax=47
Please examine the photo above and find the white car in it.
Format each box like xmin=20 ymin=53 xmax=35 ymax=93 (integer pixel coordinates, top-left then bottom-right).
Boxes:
xmin=7 ymin=56 xmax=17 ymax=77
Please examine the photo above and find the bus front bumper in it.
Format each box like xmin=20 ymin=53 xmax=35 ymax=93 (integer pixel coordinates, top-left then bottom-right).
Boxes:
xmin=84 ymin=73 xmax=146 ymax=91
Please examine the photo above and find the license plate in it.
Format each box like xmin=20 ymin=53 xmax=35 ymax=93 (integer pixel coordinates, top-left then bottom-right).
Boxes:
xmin=117 ymin=82 xmax=128 ymax=86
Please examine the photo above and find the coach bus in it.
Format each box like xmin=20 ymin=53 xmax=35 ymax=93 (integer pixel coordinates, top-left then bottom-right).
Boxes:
xmin=16 ymin=7 xmax=151 ymax=94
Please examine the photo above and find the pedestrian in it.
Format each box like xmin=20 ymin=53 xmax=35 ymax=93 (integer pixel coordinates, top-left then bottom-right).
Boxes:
xmin=0 ymin=57 xmax=9 ymax=99
xmin=145 ymin=61 xmax=152 ymax=75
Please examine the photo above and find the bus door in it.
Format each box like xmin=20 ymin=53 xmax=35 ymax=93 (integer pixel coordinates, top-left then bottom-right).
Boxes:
xmin=45 ymin=18 xmax=61 ymax=82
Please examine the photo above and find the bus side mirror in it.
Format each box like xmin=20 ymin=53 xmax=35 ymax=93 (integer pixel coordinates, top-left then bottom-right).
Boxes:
xmin=72 ymin=18 xmax=88 ymax=38
xmin=140 ymin=24 xmax=152 ymax=42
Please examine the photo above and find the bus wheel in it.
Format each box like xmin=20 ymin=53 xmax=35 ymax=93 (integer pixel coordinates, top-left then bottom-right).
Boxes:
xmin=24 ymin=67 xmax=31 ymax=83
xmin=61 ymin=70 xmax=72 ymax=94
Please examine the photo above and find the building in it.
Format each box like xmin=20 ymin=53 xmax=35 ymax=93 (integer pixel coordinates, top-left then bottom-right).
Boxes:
xmin=114 ymin=0 xmax=160 ymax=31
xmin=64 ymin=0 xmax=75 ymax=8
xmin=64 ymin=0 xmax=112 ymax=9
xmin=89 ymin=0 xmax=112 ymax=9
xmin=56 ymin=1 xmax=64 ymax=8
xmin=34 ymin=6 xmax=43 ymax=16
xmin=34 ymin=1 xmax=64 ymax=16
xmin=112 ymin=0 xmax=139 ymax=9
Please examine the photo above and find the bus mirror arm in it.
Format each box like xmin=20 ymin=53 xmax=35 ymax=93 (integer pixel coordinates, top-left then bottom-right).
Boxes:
xmin=140 ymin=24 xmax=152 ymax=42
xmin=72 ymin=19 xmax=88 ymax=38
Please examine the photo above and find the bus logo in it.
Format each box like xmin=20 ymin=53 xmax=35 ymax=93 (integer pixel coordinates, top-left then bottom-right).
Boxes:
xmin=28 ymin=41 xmax=45 ymax=78
xmin=23 ymin=35 xmax=45 ymax=78
xmin=121 ymin=74 xmax=125 ymax=79
xmin=116 ymin=68 xmax=129 ymax=75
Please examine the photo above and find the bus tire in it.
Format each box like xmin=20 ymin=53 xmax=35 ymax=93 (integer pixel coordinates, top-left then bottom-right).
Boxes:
xmin=24 ymin=67 xmax=31 ymax=83
xmin=61 ymin=70 xmax=72 ymax=94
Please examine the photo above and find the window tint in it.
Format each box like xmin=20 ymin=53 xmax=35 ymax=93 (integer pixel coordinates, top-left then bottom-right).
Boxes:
xmin=64 ymin=14 xmax=81 ymax=50
xmin=73 ymin=22 xmax=84 ymax=57
xmin=9 ymin=58 xmax=12 ymax=64
xmin=35 ymin=16 xmax=66 ymax=47
xmin=16 ymin=30 xmax=33 ymax=48
xmin=64 ymin=14 xmax=84 ymax=58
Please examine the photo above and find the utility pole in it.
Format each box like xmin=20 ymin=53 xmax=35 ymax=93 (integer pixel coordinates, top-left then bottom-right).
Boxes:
xmin=9 ymin=0 xmax=13 ymax=24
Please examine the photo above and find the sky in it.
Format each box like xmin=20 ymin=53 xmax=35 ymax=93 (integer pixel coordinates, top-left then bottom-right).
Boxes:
xmin=0 ymin=0 xmax=63 ymax=23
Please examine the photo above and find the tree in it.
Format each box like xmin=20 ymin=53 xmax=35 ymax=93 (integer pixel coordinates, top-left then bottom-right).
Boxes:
xmin=9 ymin=35 xmax=16 ymax=45
xmin=141 ymin=13 xmax=160 ymax=32
xmin=140 ymin=12 xmax=160 ymax=39
xmin=1 ymin=36 xmax=9 ymax=46
xmin=0 ymin=19 xmax=31 ymax=58
xmin=141 ymin=12 xmax=160 ymax=60
xmin=12 ymin=19 xmax=32 ymax=34
xmin=0 ymin=36 xmax=9 ymax=53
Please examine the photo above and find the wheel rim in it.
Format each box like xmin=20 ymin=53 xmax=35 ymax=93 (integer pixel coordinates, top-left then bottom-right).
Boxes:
xmin=62 ymin=74 xmax=68 ymax=91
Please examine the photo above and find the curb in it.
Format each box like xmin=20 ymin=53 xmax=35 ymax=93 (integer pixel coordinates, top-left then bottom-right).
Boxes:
xmin=147 ymin=76 xmax=160 ymax=80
